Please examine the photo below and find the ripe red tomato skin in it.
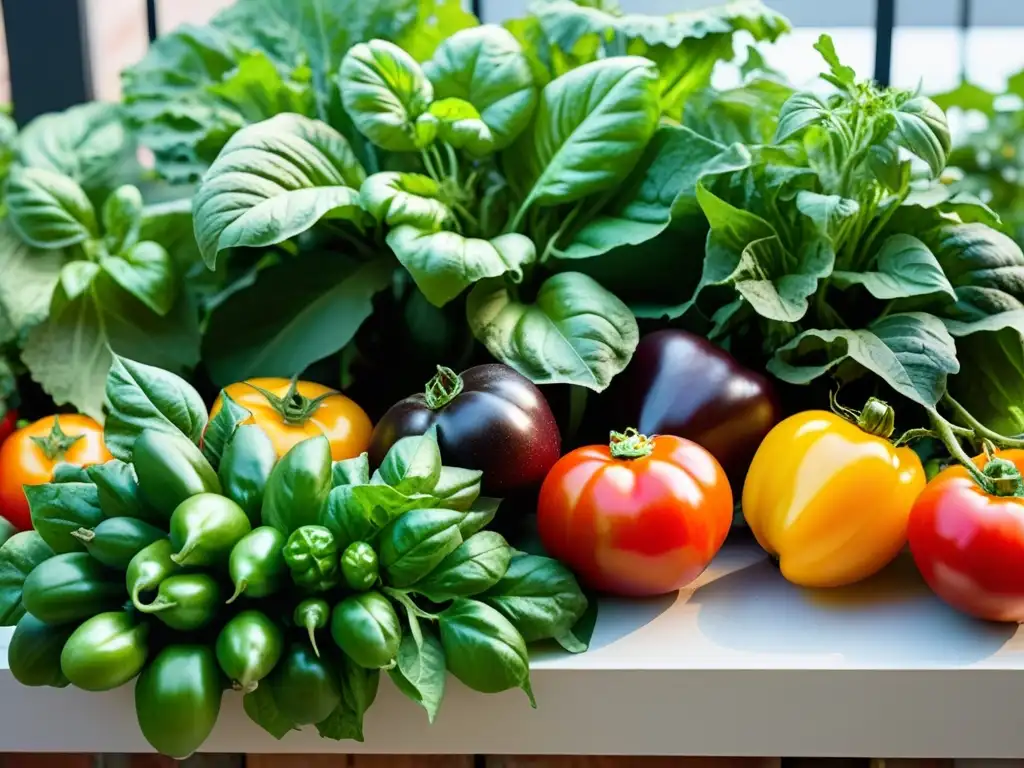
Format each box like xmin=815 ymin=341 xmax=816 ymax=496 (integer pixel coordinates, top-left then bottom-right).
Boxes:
xmin=908 ymin=449 xmax=1024 ymax=622
xmin=537 ymin=435 xmax=733 ymax=597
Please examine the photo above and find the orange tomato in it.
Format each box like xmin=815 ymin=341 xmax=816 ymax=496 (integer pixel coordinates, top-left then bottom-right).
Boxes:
xmin=0 ymin=415 xmax=112 ymax=531
xmin=210 ymin=378 xmax=372 ymax=462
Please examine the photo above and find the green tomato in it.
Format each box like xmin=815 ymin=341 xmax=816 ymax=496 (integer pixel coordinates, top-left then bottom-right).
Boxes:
xmin=341 ymin=541 xmax=378 ymax=591
xmin=227 ymin=526 xmax=288 ymax=603
xmin=8 ymin=613 xmax=75 ymax=688
xmin=137 ymin=573 xmax=221 ymax=631
xmin=293 ymin=597 xmax=330 ymax=657
xmin=219 ymin=424 xmax=277 ymax=526
xmin=135 ymin=645 xmax=223 ymax=759
xmin=133 ymin=430 xmax=221 ymax=520
xmin=283 ymin=525 xmax=340 ymax=592
xmin=71 ymin=517 xmax=165 ymax=570
xmin=330 ymin=591 xmax=401 ymax=669
xmin=126 ymin=538 xmax=178 ymax=611
xmin=268 ymin=642 xmax=341 ymax=725
xmin=60 ymin=611 xmax=148 ymax=691
xmin=22 ymin=552 xmax=126 ymax=624
xmin=169 ymin=493 xmax=251 ymax=567
xmin=215 ymin=610 xmax=284 ymax=693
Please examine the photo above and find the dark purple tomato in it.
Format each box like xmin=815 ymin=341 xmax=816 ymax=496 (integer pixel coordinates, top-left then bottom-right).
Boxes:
xmin=599 ymin=330 xmax=779 ymax=488
xmin=369 ymin=364 xmax=562 ymax=496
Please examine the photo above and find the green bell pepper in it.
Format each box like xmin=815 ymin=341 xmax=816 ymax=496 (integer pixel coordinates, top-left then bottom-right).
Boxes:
xmin=283 ymin=525 xmax=340 ymax=592
xmin=341 ymin=541 xmax=378 ymax=591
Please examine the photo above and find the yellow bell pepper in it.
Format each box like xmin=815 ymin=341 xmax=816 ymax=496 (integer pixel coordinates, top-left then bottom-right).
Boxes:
xmin=742 ymin=399 xmax=925 ymax=588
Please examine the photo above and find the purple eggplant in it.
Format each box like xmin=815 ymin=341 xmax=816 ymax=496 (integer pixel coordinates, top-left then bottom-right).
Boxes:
xmin=369 ymin=364 xmax=561 ymax=495
xmin=599 ymin=330 xmax=779 ymax=487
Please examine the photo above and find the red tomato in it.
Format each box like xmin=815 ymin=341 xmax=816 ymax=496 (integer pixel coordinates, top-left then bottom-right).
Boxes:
xmin=908 ymin=449 xmax=1024 ymax=622
xmin=537 ymin=429 xmax=733 ymax=596
xmin=0 ymin=415 xmax=112 ymax=531
xmin=0 ymin=409 xmax=15 ymax=446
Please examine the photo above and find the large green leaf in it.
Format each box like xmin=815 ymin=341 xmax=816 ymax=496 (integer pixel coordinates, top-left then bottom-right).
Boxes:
xmin=832 ymin=234 xmax=956 ymax=301
xmin=16 ymin=103 xmax=136 ymax=197
xmin=339 ymin=40 xmax=434 ymax=152
xmin=202 ymin=251 xmax=392 ymax=386
xmin=21 ymin=271 xmax=200 ymax=421
xmin=192 ymin=114 xmax=367 ymax=268
xmin=931 ymin=81 xmax=997 ymax=117
xmin=466 ymin=271 xmax=638 ymax=391
xmin=396 ymin=0 xmax=479 ymax=62
xmin=0 ymin=223 xmax=65 ymax=339
xmin=360 ymin=172 xmax=453 ymax=230
xmin=387 ymin=226 xmax=536 ymax=307
xmin=424 ymin=26 xmax=537 ymax=151
xmin=555 ymin=125 xmax=751 ymax=260
xmin=767 ymin=313 xmax=959 ymax=408
xmin=892 ymin=96 xmax=951 ymax=179
xmin=507 ymin=56 xmax=660 ymax=215
xmin=683 ymin=76 xmax=793 ymax=146
xmin=99 ymin=241 xmax=177 ymax=316
xmin=5 ymin=166 xmax=98 ymax=249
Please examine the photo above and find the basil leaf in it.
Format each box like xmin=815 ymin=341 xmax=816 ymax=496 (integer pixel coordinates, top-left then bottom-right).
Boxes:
xmin=833 ymin=234 xmax=956 ymax=301
xmin=25 ymin=482 xmax=104 ymax=554
xmin=201 ymin=390 xmax=250 ymax=470
xmin=192 ymin=113 xmax=367 ymax=269
xmin=388 ymin=630 xmax=446 ymax=723
xmin=428 ymin=98 xmax=495 ymax=156
xmin=413 ymin=531 xmax=512 ymax=602
xmin=0 ymin=222 xmax=63 ymax=340
xmin=339 ymin=40 xmax=434 ymax=152
xmin=378 ymin=508 xmax=464 ymax=588
xmin=99 ymin=240 xmax=176 ymax=317
xmin=431 ymin=466 xmax=483 ymax=511
xmin=458 ymin=497 xmax=500 ymax=538
xmin=360 ymin=172 xmax=453 ymax=231
xmin=813 ymin=34 xmax=857 ymax=91
xmin=332 ymin=454 xmax=371 ymax=488
xmin=0 ymin=532 xmax=55 ymax=626
xmin=243 ymin=682 xmax=294 ymax=740
xmin=424 ymin=26 xmax=537 ymax=150
xmin=87 ymin=459 xmax=156 ymax=523
xmin=388 ymin=225 xmax=536 ymax=307
xmin=102 ymin=185 xmax=143 ymax=255
xmin=482 ymin=553 xmax=588 ymax=643
xmin=6 ymin=166 xmax=98 ymax=249
xmin=775 ymin=92 xmax=829 ymax=143
xmin=438 ymin=598 xmax=534 ymax=706
xmin=262 ymin=435 xmax=333 ymax=535
xmin=508 ymin=56 xmax=659 ymax=213
xmin=467 ymin=272 xmax=639 ymax=391
xmin=377 ymin=430 xmax=442 ymax=495
xmin=321 ymin=485 xmax=377 ymax=549
xmin=795 ymin=191 xmax=861 ymax=241
xmin=317 ymin=654 xmax=379 ymax=742
xmin=103 ymin=354 xmax=209 ymax=461
xmin=892 ymin=96 xmax=951 ymax=179
xmin=768 ymin=313 xmax=960 ymax=408
xmin=52 ymin=464 xmax=91 ymax=484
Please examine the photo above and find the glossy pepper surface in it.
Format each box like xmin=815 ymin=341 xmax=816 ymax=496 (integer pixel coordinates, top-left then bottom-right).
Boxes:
xmin=211 ymin=378 xmax=372 ymax=461
xmin=284 ymin=525 xmax=340 ymax=592
xmin=908 ymin=450 xmax=1024 ymax=621
xmin=742 ymin=400 xmax=926 ymax=588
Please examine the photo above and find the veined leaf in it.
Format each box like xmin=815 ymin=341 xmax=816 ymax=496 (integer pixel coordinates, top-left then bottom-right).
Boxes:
xmin=832 ymin=234 xmax=956 ymax=301
xmin=102 ymin=185 xmax=144 ymax=255
xmin=768 ymin=313 xmax=959 ymax=408
xmin=192 ymin=114 xmax=367 ymax=268
xmin=360 ymin=172 xmax=453 ymax=230
xmin=388 ymin=226 xmax=535 ymax=307
xmin=100 ymin=241 xmax=177 ymax=316
xmin=467 ymin=271 xmax=638 ymax=391
xmin=944 ymin=318 xmax=1024 ymax=437
xmin=6 ymin=167 xmax=98 ymax=249
xmin=774 ymin=92 xmax=828 ymax=143
xmin=0 ymin=222 xmax=65 ymax=339
xmin=892 ymin=96 xmax=951 ymax=179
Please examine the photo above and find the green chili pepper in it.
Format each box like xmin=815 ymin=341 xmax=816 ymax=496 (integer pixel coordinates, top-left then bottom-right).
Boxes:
xmin=283 ymin=525 xmax=340 ymax=592
xmin=227 ymin=526 xmax=288 ymax=603
xmin=267 ymin=642 xmax=340 ymax=725
xmin=216 ymin=609 xmax=284 ymax=693
xmin=293 ymin=597 xmax=330 ymax=657
xmin=70 ymin=517 xmax=165 ymax=570
xmin=219 ymin=424 xmax=277 ymax=527
xmin=8 ymin=613 xmax=75 ymax=688
xmin=341 ymin=541 xmax=378 ymax=591
xmin=136 ymin=573 xmax=221 ymax=631
xmin=22 ymin=552 xmax=126 ymax=624
xmin=60 ymin=611 xmax=148 ymax=691
xmin=133 ymin=430 xmax=221 ymax=520
xmin=169 ymin=493 xmax=251 ymax=567
xmin=126 ymin=539 xmax=179 ymax=610
xmin=330 ymin=591 xmax=401 ymax=669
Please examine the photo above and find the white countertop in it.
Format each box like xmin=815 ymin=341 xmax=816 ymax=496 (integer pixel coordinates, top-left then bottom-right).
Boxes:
xmin=2 ymin=538 xmax=1023 ymax=758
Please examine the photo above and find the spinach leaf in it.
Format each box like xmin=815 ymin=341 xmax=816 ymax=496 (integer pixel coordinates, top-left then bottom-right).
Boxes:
xmin=339 ymin=40 xmax=434 ymax=152
xmin=5 ymin=166 xmax=98 ymax=248
xmin=467 ymin=272 xmax=638 ymax=391
xmin=507 ymin=57 xmax=660 ymax=218
xmin=424 ymin=26 xmax=537 ymax=150
xmin=768 ymin=313 xmax=960 ymax=408
xmin=192 ymin=113 xmax=367 ymax=269
xmin=360 ymin=172 xmax=453 ymax=230
xmin=832 ymin=234 xmax=956 ymax=301
xmin=387 ymin=226 xmax=535 ymax=307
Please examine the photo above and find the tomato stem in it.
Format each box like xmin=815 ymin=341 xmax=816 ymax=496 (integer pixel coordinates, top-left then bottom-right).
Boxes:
xmin=246 ymin=379 xmax=334 ymax=427
xmin=944 ymin=395 xmax=1024 ymax=450
xmin=856 ymin=397 xmax=895 ymax=439
xmin=29 ymin=415 xmax=83 ymax=462
xmin=983 ymin=457 xmax=1024 ymax=497
xmin=609 ymin=428 xmax=655 ymax=459
xmin=424 ymin=365 xmax=464 ymax=410
xmin=928 ymin=410 xmax=996 ymax=493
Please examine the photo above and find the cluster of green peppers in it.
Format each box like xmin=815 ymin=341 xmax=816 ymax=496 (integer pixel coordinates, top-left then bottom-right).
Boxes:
xmin=1 ymin=356 xmax=591 ymax=759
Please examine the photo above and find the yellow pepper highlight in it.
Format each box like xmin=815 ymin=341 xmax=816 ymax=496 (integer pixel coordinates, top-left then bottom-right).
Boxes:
xmin=742 ymin=406 xmax=926 ymax=588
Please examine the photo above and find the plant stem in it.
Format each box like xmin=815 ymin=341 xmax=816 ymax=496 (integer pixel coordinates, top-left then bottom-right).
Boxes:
xmin=383 ymin=587 xmax=438 ymax=621
xmin=420 ymin=150 xmax=441 ymax=182
xmin=540 ymin=202 xmax=583 ymax=262
xmin=944 ymin=395 xmax=1024 ymax=449
xmin=928 ymin=409 xmax=992 ymax=491
xmin=443 ymin=142 xmax=460 ymax=185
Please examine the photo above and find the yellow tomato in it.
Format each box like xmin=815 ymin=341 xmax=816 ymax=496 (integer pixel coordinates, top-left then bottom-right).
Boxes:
xmin=210 ymin=378 xmax=372 ymax=461
xmin=742 ymin=402 xmax=925 ymax=588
